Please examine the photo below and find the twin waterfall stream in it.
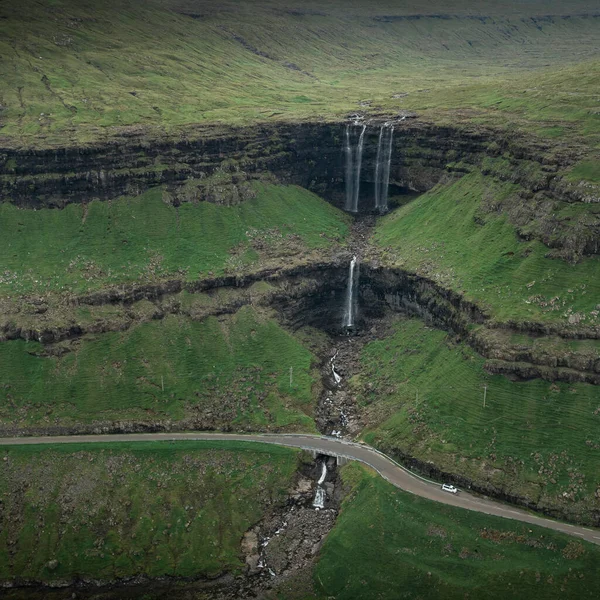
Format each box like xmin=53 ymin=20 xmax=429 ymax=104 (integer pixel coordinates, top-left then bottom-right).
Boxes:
xmin=344 ymin=122 xmax=395 ymax=214
xmin=344 ymin=124 xmax=366 ymax=213
xmin=374 ymin=124 xmax=395 ymax=213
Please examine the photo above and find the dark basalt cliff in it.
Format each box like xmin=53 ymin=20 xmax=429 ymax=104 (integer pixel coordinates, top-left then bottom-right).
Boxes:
xmin=361 ymin=266 xmax=600 ymax=385
xmin=2 ymin=260 xmax=597 ymax=385
xmin=1 ymin=118 xmax=597 ymax=258
xmin=0 ymin=122 xmax=590 ymax=204
xmin=0 ymin=114 xmax=597 ymax=382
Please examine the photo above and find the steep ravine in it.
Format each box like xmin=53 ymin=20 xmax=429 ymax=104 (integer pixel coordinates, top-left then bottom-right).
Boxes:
xmin=2 ymin=247 xmax=597 ymax=524
xmin=1 ymin=250 xmax=599 ymax=528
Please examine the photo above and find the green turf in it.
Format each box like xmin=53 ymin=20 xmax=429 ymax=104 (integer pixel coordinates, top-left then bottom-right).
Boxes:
xmin=314 ymin=463 xmax=600 ymax=600
xmin=0 ymin=182 xmax=349 ymax=296
xmin=0 ymin=306 xmax=318 ymax=432
xmin=566 ymin=160 xmax=600 ymax=183
xmin=374 ymin=172 xmax=600 ymax=325
xmin=393 ymin=59 xmax=600 ymax=146
xmin=0 ymin=441 xmax=298 ymax=583
xmin=1 ymin=1 xmax=599 ymax=147
xmin=357 ymin=317 xmax=600 ymax=522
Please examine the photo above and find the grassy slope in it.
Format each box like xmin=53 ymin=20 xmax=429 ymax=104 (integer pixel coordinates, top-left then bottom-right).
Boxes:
xmin=394 ymin=58 xmax=600 ymax=148
xmin=0 ymin=0 xmax=598 ymax=147
xmin=0 ymin=182 xmax=349 ymax=297
xmin=0 ymin=441 xmax=298 ymax=583
xmin=357 ymin=317 xmax=600 ymax=522
xmin=313 ymin=464 xmax=600 ymax=600
xmin=0 ymin=307 xmax=318 ymax=432
xmin=374 ymin=173 xmax=600 ymax=325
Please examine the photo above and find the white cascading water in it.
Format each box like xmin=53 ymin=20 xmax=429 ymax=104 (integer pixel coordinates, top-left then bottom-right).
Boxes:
xmin=330 ymin=350 xmax=342 ymax=385
xmin=344 ymin=124 xmax=367 ymax=213
xmin=313 ymin=461 xmax=327 ymax=509
xmin=374 ymin=125 xmax=384 ymax=210
xmin=374 ymin=124 xmax=394 ymax=213
xmin=344 ymin=125 xmax=354 ymax=212
xmin=343 ymin=256 xmax=359 ymax=329
xmin=352 ymin=125 xmax=366 ymax=213
xmin=381 ymin=124 xmax=394 ymax=212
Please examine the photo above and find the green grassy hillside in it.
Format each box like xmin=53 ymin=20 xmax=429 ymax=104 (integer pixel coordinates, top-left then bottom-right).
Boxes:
xmin=0 ymin=441 xmax=298 ymax=583
xmin=0 ymin=182 xmax=349 ymax=297
xmin=357 ymin=317 xmax=600 ymax=522
xmin=1 ymin=0 xmax=599 ymax=147
xmin=313 ymin=463 xmax=600 ymax=600
xmin=374 ymin=173 xmax=600 ymax=326
xmin=0 ymin=307 xmax=318 ymax=432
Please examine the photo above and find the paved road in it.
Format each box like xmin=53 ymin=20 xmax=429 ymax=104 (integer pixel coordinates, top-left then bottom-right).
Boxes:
xmin=2 ymin=432 xmax=599 ymax=546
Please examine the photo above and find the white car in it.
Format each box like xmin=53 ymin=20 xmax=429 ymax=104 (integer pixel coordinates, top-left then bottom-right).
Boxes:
xmin=441 ymin=484 xmax=459 ymax=494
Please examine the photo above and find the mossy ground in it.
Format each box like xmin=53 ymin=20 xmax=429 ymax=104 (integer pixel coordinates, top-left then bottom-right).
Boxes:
xmin=566 ymin=160 xmax=600 ymax=183
xmin=0 ymin=306 xmax=318 ymax=432
xmin=0 ymin=441 xmax=298 ymax=583
xmin=356 ymin=317 xmax=600 ymax=522
xmin=313 ymin=463 xmax=600 ymax=600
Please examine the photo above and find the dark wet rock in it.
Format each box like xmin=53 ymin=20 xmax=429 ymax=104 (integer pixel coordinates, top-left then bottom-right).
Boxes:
xmin=1 ymin=119 xmax=593 ymax=257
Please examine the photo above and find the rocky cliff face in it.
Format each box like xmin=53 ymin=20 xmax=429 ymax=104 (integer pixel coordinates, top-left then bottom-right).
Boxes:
xmin=1 ymin=118 xmax=598 ymax=526
xmin=0 ymin=120 xmax=590 ymax=204
xmin=2 ymin=258 xmax=596 ymax=390
xmin=361 ymin=265 xmax=600 ymax=384
xmin=2 ymin=118 xmax=596 ymax=257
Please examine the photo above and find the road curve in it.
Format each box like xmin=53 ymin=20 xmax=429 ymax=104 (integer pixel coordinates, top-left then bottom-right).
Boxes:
xmin=1 ymin=432 xmax=599 ymax=546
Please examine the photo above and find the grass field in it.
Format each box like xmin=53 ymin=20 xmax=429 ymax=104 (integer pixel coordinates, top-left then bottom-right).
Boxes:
xmin=392 ymin=59 xmax=600 ymax=146
xmin=0 ymin=440 xmax=298 ymax=583
xmin=0 ymin=0 xmax=599 ymax=147
xmin=374 ymin=173 xmax=600 ymax=325
xmin=356 ymin=317 xmax=600 ymax=522
xmin=0 ymin=307 xmax=318 ymax=432
xmin=313 ymin=463 xmax=600 ymax=600
xmin=0 ymin=182 xmax=349 ymax=297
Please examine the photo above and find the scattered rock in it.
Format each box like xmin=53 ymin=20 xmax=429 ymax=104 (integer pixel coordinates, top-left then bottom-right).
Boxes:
xmin=293 ymin=477 xmax=313 ymax=496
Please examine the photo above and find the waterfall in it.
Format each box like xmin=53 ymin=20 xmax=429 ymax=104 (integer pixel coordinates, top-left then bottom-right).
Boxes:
xmin=344 ymin=124 xmax=367 ymax=213
xmin=313 ymin=488 xmax=325 ymax=509
xmin=313 ymin=461 xmax=327 ymax=509
xmin=344 ymin=126 xmax=354 ymax=212
xmin=381 ymin=125 xmax=394 ymax=213
xmin=353 ymin=125 xmax=366 ymax=213
xmin=374 ymin=125 xmax=384 ymax=210
xmin=374 ymin=124 xmax=394 ymax=213
xmin=343 ymin=256 xmax=359 ymax=330
xmin=317 ymin=461 xmax=327 ymax=485
xmin=330 ymin=350 xmax=341 ymax=385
